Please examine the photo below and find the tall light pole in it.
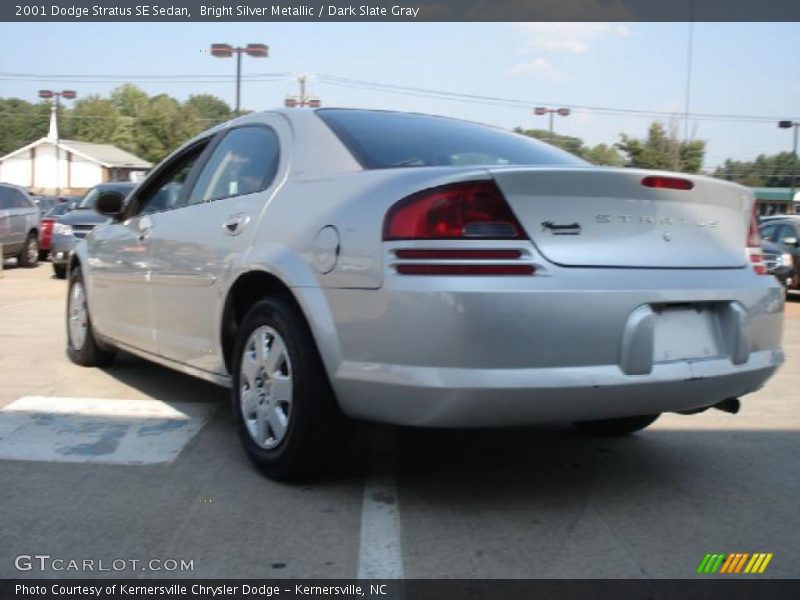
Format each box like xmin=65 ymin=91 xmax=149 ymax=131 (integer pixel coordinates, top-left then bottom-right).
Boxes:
xmin=533 ymin=107 xmax=571 ymax=142
xmin=779 ymin=120 xmax=799 ymax=214
xmin=39 ymin=89 xmax=77 ymax=197
xmin=284 ymin=75 xmax=321 ymax=108
xmin=210 ymin=43 xmax=268 ymax=115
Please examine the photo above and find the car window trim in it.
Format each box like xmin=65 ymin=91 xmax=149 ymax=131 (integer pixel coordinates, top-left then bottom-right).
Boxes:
xmin=183 ymin=123 xmax=282 ymax=207
xmin=123 ymin=134 xmax=220 ymax=219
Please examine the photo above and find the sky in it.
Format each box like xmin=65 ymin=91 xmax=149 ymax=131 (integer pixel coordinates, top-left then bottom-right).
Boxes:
xmin=0 ymin=21 xmax=798 ymax=169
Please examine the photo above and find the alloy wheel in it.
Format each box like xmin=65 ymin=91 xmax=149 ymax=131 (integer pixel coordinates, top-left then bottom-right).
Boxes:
xmin=68 ymin=281 xmax=88 ymax=351
xmin=239 ymin=325 xmax=294 ymax=449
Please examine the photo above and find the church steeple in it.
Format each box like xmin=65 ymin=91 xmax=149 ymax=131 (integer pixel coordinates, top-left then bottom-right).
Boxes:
xmin=46 ymin=102 xmax=58 ymax=142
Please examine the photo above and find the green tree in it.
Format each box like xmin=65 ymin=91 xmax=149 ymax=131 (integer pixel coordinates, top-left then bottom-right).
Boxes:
xmin=185 ymin=94 xmax=232 ymax=127
xmin=135 ymin=94 xmax=201 ymax=162
xmin=514 ymin=127 xmax=585 ymax=157
xmin=0 ymin=98 xmax=51 ymax=155
xmin=713 ymin=152 xmax=800 ymax=188
xmin=61 ymin=96 xmax=122 ymax=143
xmin=110 ymin=84 xmax=150 ymax=117
xmin=616 ymin=122 xmax=706 ymax=173
xmin=583 ymin=143 xmax=625 ymax=166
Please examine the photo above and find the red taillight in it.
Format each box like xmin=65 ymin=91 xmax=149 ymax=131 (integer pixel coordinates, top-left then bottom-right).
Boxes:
xmin=396 ymin=264 xmax=534 ymax=276
xmin=641 ymin=175 xmax=694 ymax=191
xmin=383 ymin=181 xmax=526 ymax=241
xmin=394 ymin=249 xmax=522 ymax=260
xmin=747 ymin=204 xmax=767 ymax=275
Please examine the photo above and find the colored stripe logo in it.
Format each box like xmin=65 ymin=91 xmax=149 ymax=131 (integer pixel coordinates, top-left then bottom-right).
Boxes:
xmin=697 ymin=553 xmax=773 ymax=574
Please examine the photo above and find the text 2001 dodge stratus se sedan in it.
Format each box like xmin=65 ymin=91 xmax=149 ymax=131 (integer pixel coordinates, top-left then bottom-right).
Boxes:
xmin=64 ymin=108 xmax=784 ymax=479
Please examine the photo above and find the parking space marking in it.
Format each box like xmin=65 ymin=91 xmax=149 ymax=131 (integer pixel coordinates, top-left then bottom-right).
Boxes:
xmin=358 ymin=431 xmax=404 ymax=579
xmin=0 ymin=396 xmax=214 ymax=465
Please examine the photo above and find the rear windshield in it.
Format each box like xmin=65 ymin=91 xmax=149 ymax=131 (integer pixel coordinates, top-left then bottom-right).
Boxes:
xmin=317 ymin=109 xmax=586 ymax=169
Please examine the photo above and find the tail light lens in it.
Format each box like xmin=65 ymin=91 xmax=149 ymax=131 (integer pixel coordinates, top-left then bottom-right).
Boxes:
xmin=386 ymin=181 xmax=532 ymax=276
xmin=383 ymin=181 xmax=527 ymax=241
xmin=747 ymin=205 xmax=767 ymax=275
xmin=641 ymin=175 xmax=694 ymax=190
xmin=396 ymin=264 xmax=534 ymax=276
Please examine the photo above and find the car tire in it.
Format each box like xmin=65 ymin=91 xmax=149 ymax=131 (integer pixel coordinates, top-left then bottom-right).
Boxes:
xmin=66 ymin=266 xmax=116 ymax=367
xmin=38 ymin=250 xmax=49 ymax=261
xmin=17 ymin=232 xmax=39 ymax=268
xmin=53 ymin=264 xmax=67 ymax=279
xmin=232 ymin=296 xmax=351 ymax=481
xmin=573 ymin=414 xmax=660 ymax=436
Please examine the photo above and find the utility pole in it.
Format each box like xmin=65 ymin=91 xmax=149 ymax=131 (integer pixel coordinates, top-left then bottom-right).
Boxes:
xmin=533 ymin=107 xmax=571 ymax=143
xmin=285 ymin=75 xmax=321 ymax=108
xmin=210 ymin=43 xmax=269 ymax=115
xmin=779 ymin=120 xmax=800 ymax=213
xmin=38 ymin=90 xmax=76 ymax=197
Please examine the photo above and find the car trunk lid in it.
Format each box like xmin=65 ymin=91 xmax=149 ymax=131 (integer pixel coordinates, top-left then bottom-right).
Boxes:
xmin=489 ymin=167 xmax=752 ymax=268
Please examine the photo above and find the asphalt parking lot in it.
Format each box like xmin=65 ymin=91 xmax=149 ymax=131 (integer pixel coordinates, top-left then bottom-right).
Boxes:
xmin=1 ymin=260 xmax=798 ymax=579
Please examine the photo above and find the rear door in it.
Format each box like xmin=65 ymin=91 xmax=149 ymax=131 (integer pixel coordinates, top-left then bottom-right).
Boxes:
xmin=490 ymin=167 xmax=751 ymax=268
xmin=0 ymin=188 xmax=14 ymax=252
xmin=2 ymin=189 xmax=31 ymax=249
xmin=147 ymin=119 xmax=286 ymax=374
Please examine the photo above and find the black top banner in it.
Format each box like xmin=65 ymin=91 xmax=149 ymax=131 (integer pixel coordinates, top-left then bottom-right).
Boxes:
xmin=3 ymin=0 xmax=800 ymax=22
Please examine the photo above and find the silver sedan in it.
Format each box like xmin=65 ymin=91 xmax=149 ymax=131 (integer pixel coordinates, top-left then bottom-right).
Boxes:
xmin=65 ymin=108 xmax=784 ymax=479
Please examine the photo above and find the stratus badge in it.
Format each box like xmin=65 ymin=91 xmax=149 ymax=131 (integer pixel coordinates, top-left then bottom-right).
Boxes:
xmin=541 ymin=221 xmax=581 ymax=235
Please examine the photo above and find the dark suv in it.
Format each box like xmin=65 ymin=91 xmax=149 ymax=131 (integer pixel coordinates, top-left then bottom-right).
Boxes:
xmin=51 ymin=182 xmax=137 ymax=278
xmin=760 ymin=216 xmax=800 ymax=296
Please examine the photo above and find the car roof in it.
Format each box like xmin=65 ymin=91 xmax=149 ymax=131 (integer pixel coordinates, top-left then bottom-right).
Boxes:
xmin=0 ymin=182 xmax=31 ymax=195
xmin=761 ymin=216 xmax=800 ymax=224
xmin=93 ymin=182 xmax=137 ymax=189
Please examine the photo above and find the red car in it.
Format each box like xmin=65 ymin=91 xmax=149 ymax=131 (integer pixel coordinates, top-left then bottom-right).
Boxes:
xmin=38 ymin=202 xmax=74 ymax=260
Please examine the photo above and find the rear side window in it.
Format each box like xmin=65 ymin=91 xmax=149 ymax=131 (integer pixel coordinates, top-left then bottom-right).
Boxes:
xmin=0 ymin=187 xmax=11 ymax=209
xmin=7 ymin=190 xmax=32 ymax=209
xmin=317 ymin=109 xmax=586 ymax=169
xmin=17 ymin=192 xmax=33 ymax=209
xmin=187 ymin=126 xmax=280 ymax=206
xmin=760 ymin=224 xmax=777 ymax=242
xmin=777 ymin=224 xmax=798 ymax=244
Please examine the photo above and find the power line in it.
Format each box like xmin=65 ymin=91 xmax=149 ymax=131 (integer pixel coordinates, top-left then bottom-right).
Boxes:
xmin=0 ymin=71 xmax=291 ymax=81
xmin=0 ymin=70 xmax=797 ymax=124
xmin=315 ymin=74 xmax=798 ymax=124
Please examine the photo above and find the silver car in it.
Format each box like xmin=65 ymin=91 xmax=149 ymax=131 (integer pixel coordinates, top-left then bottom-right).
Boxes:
xmin=0 ymin=182 xmax=41 ymax=267
xmin=66 ymin=109 xmax=784 ymax=479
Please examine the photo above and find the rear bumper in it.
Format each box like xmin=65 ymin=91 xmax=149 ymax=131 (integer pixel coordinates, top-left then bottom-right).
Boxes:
xmin=333 ymin=350 xmax=782 ymax=427
xmin=318 ymin=265 xmax=785 ymax=427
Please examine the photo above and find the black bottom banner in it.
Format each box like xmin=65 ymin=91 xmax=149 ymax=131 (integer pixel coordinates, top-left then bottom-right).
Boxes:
xmin=3 ymin=579 xmax=800 ymax=600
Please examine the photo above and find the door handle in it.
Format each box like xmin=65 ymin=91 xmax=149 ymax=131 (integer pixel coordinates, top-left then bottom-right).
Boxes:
xmin=138 ymin=216 xmax=153 ymax=241
xmin=223 ymin=213 xmax=250 ymax=236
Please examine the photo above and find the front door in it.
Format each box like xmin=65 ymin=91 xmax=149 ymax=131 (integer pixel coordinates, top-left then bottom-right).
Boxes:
xmin=88 ymin=141 xmax=211 ymax=353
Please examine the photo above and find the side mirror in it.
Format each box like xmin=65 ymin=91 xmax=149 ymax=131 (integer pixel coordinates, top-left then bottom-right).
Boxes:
xmin=783 ymin=236 xmax=799 ymax=247
xmin=95 ymin=191 xmax=125 ymax=218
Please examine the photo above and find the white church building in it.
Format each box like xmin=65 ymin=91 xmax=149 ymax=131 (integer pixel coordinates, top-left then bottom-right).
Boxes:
xmin=0 ymin=108 xmax=151 ymax=195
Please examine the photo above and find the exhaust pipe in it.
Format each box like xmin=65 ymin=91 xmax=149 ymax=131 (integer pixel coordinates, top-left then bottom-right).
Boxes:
xmin=713 ymin=397 xmax=741 ymax=415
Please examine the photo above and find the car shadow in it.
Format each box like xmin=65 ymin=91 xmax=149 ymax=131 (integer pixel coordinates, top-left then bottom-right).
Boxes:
xmin=101 ymin=351 xmax=227 ymax=407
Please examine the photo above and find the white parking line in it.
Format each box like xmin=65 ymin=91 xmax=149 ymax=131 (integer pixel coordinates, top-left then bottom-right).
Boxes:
xmin=0 ymin=396 xmax=214 ymax=465
xmin=357 ymin=430 xmax=404 ymax=579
